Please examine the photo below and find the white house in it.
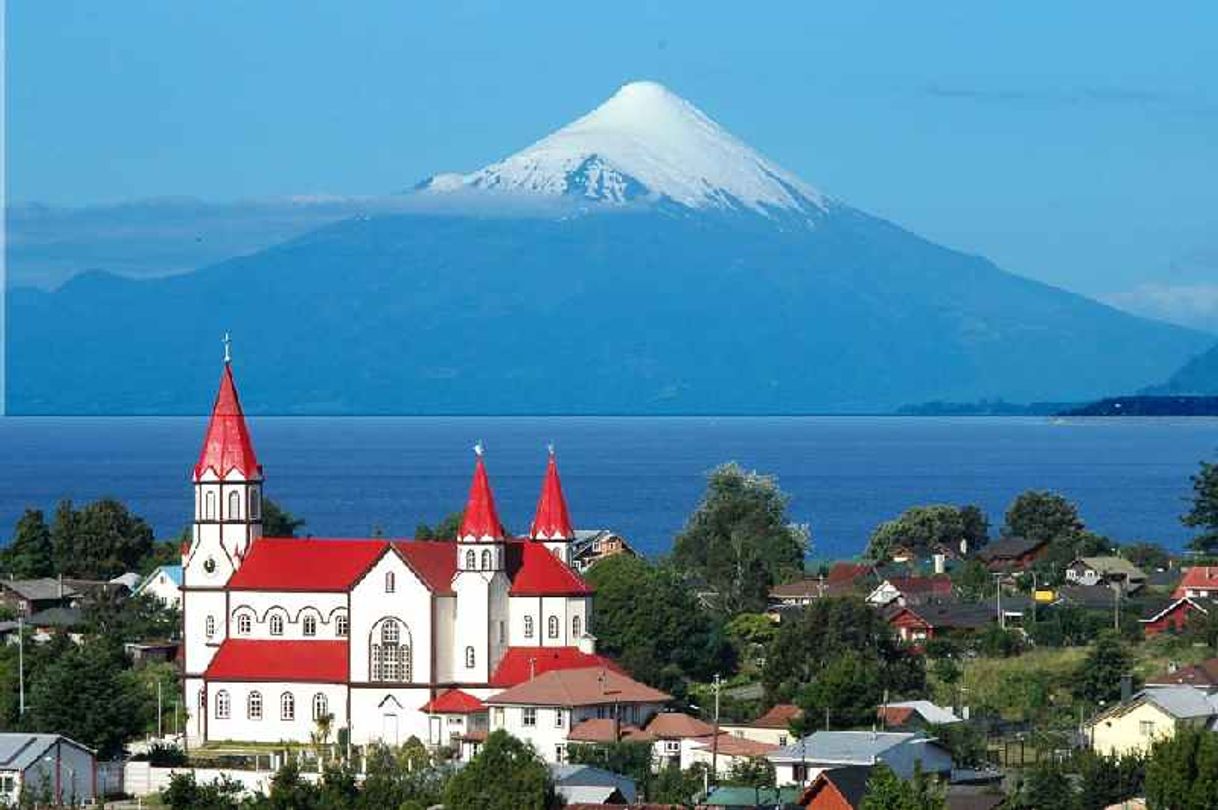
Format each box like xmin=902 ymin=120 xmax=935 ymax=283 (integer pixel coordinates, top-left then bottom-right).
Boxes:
xmin=136 ymin=565 xmax=183 ymax=608
xmin=182 ymin=356 xmax=620 ymax=754
xmin=0 ymin=734 xmax=96 ymax=807
xmin=767 ymin=731 xmax=953 ymax=786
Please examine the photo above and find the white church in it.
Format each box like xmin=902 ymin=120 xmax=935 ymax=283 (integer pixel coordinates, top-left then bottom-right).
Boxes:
xmin=181 ymin=355 xmax=677 ymax=762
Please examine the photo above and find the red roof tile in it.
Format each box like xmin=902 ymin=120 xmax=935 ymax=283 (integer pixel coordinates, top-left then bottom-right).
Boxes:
xmin=827 ymin=562 xmax=874 ymax=586
xmin=394 ymin=541 xmax=457 ymax=595
xmin=459 ymin=453 xmax=505 ymax=540
xmin=195 ymin=362 xmax=260 ymax=480
xmin=530 ymin=450 xmax=574 ymax=540
xmin=227 ymin=538 xmax=388 ymax=591
xmin=750 ymin=703 xmax=804 ymax=729
xmin=490 ymin=647 xmax=624 ymax=688
xmin=694 ymin=734 xmax=778 ymax=758
xmin=487 ymin=667 xmax=670 ymax=707
xmin=420 ymin=688 xmax=486 ymax=714
xmin=567 ymin=718 xmax=654 ymax=743
xmin=205 ymin=639 xmax=348 ymax=683
xmin=644 ymin=712 xmax=716 ymax=739
xmin=1174 ymin=567 xmax=1218 ymax=598
xmin=509 ymin=542 xmax=593 ymax=597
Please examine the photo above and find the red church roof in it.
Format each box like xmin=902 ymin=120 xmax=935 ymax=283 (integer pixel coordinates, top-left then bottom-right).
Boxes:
xmin=420 ymin=688 xmax=486 ymax=714
xmin=459 ymin=452 xmax=505 ymax=540
xmin=394 ymin=541 xmax=458 ymax=595
xmin=530 ymin=450 xmax=574 ymax=540
xmin=509 ymin=542 xmax=593 ymax=596
xmin=490 ymin=646 xmax=624 ymax=688
xmin=195 ymin=362 xmax=261 ymax=480
xmin=205 ymin=639 xmax=348 ymax=683
xmin=227 ymin=538 xmax=388 ymax=591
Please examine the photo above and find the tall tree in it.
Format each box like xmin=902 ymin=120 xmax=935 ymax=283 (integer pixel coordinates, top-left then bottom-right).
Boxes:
xmin=443 ymin=730 xmax=558 ymax=810
xmin=415 ymin=511 xmax=464 ymax=541
xmin=49 ymin=499 xmax=79 ymax=575
xmin=49 ymin=498 xmax=155 ymax=578
xmin=1017 ymin=760 xmax=1075 ymax=810
xmin=3 ymin=509 xmax=54 ymax=578
xmin=866 ymin=504 xmax=979 ymax=562
xmin=1182 ymin=458 xmax=1218 ymax=554
xmin=262 ymin=497 xmax=306 ymax=538
xmin=1145 ymin=727 xmax=1218 ymax=810
xmin=1074 ymin=632 xmax=1136 ymax=706
xmin=860 ymin=763 xmax=945 ymax=810
xmin=1002 ymin=490 xmax=1084 ymax=545
xmin=672 ymin=463 xmax=808 ymax=613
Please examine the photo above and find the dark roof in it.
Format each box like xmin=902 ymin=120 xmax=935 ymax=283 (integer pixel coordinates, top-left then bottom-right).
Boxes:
xmin=26 ymin=606 xmax=83 ymax=627
xmin=822 ymin=765 xmax=872 ymax=808
xmin=945 ymin=786 xmax=1006 ymax=810
xmin=896 ymin=602 xmax=995 ymax=630
xmin=975 ymin=536 xmax=1046 ymax=562
xmin=0 ymin=579 xmax=80 ymax=602
xmin=1054 ymin=584 xmax=1119 ymax=609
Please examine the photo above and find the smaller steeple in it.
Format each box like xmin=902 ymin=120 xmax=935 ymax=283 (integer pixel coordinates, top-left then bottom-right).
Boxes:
xmin=458 ymin=442 xmax=505 ymax=541
xmin=530 ymin=444 xmax=574 ymax=541
xmin=194 ymin=342 xmax=260 ymax=481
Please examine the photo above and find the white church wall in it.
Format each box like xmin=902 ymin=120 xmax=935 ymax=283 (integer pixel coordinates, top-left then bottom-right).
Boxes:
xmin=349 ymin=551 xmax=433 ymax=684
xmin=183 ymin=590 xmax=228 ymax=677
xmin=205 ymin=681 xmax=347 ymax=745
xmin=433 ymin=596 xmax=456 ymax=683
xmin=349 ymin=687 xmax=433 ymax=746
xmin=229 ymin=592 xmax=347 ymax=641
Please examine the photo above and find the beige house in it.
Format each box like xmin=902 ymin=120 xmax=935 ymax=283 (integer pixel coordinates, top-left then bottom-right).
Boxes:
xmin=1085 ymin=687 xmax=1218 ymax=756
xmin=720 ymin=704 xmax=803 ymax=748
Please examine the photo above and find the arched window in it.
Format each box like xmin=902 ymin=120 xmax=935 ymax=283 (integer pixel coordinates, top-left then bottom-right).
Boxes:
xmin=524 ymin=615 xmax=534 ymax=638
xmin=385 ymin=572 xmax=396 ymax=593
xmin=466 ymin=549 xmax=476 ymax=569
xmin=572 ymin=615 xmax=582 ymax=639
xmin=215 ymin=690 xmax=230 ymax=719
xmin=281 ymin=692 xmax=295 ymax=721
xmin=465 ymin=646 xmax=476 ymax=669
xmin=269 ymin=613 xmax=284 ymax=636
xmin=481 ymin=550 xmax=493 ymax=570
xmin=313 ymin=693 xmax=329 ymax=721
xmin=548 ymin=616 xmax=559 ymax=639
xmin=205 ymin=491 xmax=216 ymax=520
xmin=249 ymin=489 xmax=260 ymax=520
xmin=237 ymin=613 xmax=252 ymax=635
xmin=205 ymin=615 xmax=216 ymax=638
xmin=248 ymin=691 xmax=263 ymax=720
xmin=228 ymin=491 xmax=241 ymax=520
xmin=370 ymin=619 xmax=411 ymax=682
xmin=302 ymin=614 xmax=317 ymax=636
xmin=335 ymin=615 xmax=349 ymax=637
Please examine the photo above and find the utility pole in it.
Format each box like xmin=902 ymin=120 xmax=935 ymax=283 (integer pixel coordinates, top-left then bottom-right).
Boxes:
xmin=157 ymin=680 xmax=164 ymax=738
xmin=1113 ymin=582 xmax=1121 ymax=632
xmin=710 ymin=674 xmax=722 ymax=788
xmin=18 ymin=615 xmax=25 ymax=715
xmin=994 ymin=573 xmax=1005 ymax=630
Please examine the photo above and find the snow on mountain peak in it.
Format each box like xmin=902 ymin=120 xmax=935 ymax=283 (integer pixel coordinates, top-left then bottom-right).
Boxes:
xmin=419 ymin=81 xmax=827 ymax=217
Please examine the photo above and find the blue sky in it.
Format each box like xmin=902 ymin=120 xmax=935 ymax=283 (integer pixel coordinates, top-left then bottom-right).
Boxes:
xmin=8 ymin=1 xmax=1218 ymax=324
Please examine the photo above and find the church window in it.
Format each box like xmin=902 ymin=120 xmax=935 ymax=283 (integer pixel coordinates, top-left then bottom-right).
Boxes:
xmin=572 ymin=615 xmax=582 ymax=638
xmin=205 ymin=491 xmax=216 ymax=520
xmin=548 ymin=616 xmax=559 ymax=639
xmin=524 ymin=616 xmax=534 ymax=638
xmin=249 ymin=489 xmax=260 ymax=520
xmin=482 ymin=550 xmax=492 ymax=569
xmin=228 ymin=491 xmax=240 ymax=520
xmin=269 ymin=613 xmax=284 ymax=636
xmin=465 ymin=646 xmax=476 ymax=669
xmin=303 ymin=615 xmax=317 ymax=636
xmin=336 ymin=615 xmax=349 ymax=637
xmin=237 ymin=613 xmax=252 ymax=635
xmin=281 ymin=692 xmax=295 ymax=721
xmin=466 ymin=549 xmax=476 ymax=569
xmin=313 ymin=693 xmax=329 ymax=721
xmin=499 ymin=621 xmax=506 ymax=644
xmin=248 ymin=691 xmax=263 ymax=720
xmin=385 ymin=572 xmax=396 ymax=593
xmin=371 ymin=618 xmax=411 ymax=682
xmin=215 ymin=690 xmax=230 ymax=719
xmin=205 ymin=615 xmax=216 ymax=638
xmin=522 ymin=707 xmax=537 ymax=727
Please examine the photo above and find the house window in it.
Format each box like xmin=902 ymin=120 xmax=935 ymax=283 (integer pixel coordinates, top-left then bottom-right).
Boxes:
xmin=237 ymin=613 xmax=252 ymax=635
xmin=228 ymin=491 xmax=241 ymax=520
xmin=548 ymin=616 xmax=559 ymax=639
xmin=248 ymin=691 xmax=263 ymax=720
xmin=303 ymin=615 xmax=317 ymax=636
xmin=466 ymin=549 xmax=477 ymax=569
xmin=269 ymin=613 xmax=284 ymax=636
xmin=465 ymin=646 xmax=476 ymax=669
xmin=572 ymin=615 xmax=581 ymax=638
xmin=385 ymin=572 xmax=396 ymax=593
xmin=482 ymin=550 xmax=493 ymax=569
xmin=1140 ymin=720 xmax=1156 ymax=737
xmin=215 ymin=690 xmax=230 ymax=719
xmin=779 ymin=735 xmax=788 ymax=747
xmin=370 ymin=618 xmax=411 ymax=682
xmin=555 ymin=744 xmax=566 ymax=764
xmin=313 ymin=693 xmax=329 ymax=721
xmin=524 ymin=616 xmax=535 ymax=638
xmin=281 ymin=692 xmax=295 ymax=721
xmin=522 ymin=708 xmax=537 ymax=727
xmin=205 ymin=615 xmax=216 ymax=638
xmin=555 ymin=708 xmax=565 ymax=727
xmin=335 ymin=615 xmax=349 ymax=637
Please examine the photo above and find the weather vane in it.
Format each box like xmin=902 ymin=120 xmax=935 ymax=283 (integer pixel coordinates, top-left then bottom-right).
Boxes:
xmin=474 ymin=440 xmax=484 ymax=457
xmin=222 ymin=332 xmax=232 ymax=364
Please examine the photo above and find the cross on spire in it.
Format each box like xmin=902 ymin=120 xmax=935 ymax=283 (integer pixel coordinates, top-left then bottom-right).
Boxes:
xmin=222 ymin=332 xmax=232 ymax=364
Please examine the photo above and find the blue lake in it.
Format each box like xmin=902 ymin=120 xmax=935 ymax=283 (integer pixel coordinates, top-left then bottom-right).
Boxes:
xmin=0 ymin=416 xmax=1215 ymax=559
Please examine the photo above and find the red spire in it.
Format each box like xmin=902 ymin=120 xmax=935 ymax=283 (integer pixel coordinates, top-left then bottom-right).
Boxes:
xmin=194 ymin=361 xmax=261 ymax=480
xmin=459 ymin=445 xmax=504 ymax=540
xmin=530 ymin=448 xmax=574 ymax=540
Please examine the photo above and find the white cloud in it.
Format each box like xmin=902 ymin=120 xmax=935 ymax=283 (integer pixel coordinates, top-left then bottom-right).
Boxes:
xmin=1103 ymin=283 xmax=1218 ymax=333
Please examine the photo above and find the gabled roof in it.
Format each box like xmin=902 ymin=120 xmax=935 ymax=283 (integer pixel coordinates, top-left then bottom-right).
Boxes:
xmin=1091 ymin=688 xmax=1218 ymax=724
xmin=195 ymin=362 xmax=260 ymax=480
xmin=770 ymin=731 xmax=924 ymax=764
xmin=1140 ymin=595 xmax=1212 ymax=624
xmin=691 ymin=733 xmax=779 ymax=758
xmin=137 ymin=565 xmax=183 ymax=593
xmin=827 ymin=562 xmax=875 ymax=586
xmin=486 ymin=666 xmax=670 ymax=707
xmin=0 ymin=733 xmax=94 ymax=770
xmin=510 ymin=542 xmax=593 ymax=596
xmin=749 ymin=703 xmax=804 ymax=729
xmin=491 ymin=646 xmax=625 ymax=688
xmin=643 ymin=712 xmax=715 ymax=739
xmin=566 ymin=718 xmax=654 ymax=743
xmin=0 ymin=578 xmax=80 ymax=602
xmin=1175 ymin=566 xmax=1218 ymax=597
xmin=878 ymin=700 xmax=961 ymax=726
xmin=420 ymin=689 xmax=486 ymax=714
xmin=799 ymin=765 xmax=873 ymax=810
xmin=459 ymin=452 xmax=505 ymax=540
xmin=1071 ymin=557 xmax=1147 ymax=579
xmin=885 ymin=575 xmax=953 ymax=596
xmin=530 ymin=450 xmax=575 ymax=540
xmin=393 ymin=541 xmax=459 ymax=595
xmin=227 ymin=538 xmax=389 ymax=591
xmin=889 ymin=602 xmax=994 ymax=630
xmin=205 ymin=639 xmax=348 ymax=683
xmin=975 ymin=535 xmax=1047 ymax=562
xmin=26 ymin=606 xmax=83 ymax=628
xmin=1146 ymin=657 xmax=1218 ymax=689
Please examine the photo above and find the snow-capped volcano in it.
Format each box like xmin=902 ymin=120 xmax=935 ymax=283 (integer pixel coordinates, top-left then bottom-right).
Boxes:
xmin=419 ymin=81 xmax=828 ymax=217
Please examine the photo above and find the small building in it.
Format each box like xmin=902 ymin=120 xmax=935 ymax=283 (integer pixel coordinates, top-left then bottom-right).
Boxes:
xmin=1145 ymin=657 xmax=1218 ymax=691
xmin=797 ymin=765 xmax=871 ymax=810
xmin=1052 ymin=584 xmax=1122 ymax=611
xmin=722 ymin=704 xmax=804 ymax=748
xmin=686 ymin=733 xmax=779 ymax=776
xmin=25 ymin=606 xmax=84 ymax=641
xmin=0 ymin=733 xmax=96 ymax=807
xmin=420 ymin=688 xmax=488 ymax=752
xmin=570 ymin=530 xmax=636 ymax=574
xmin=1065 ymin=557 xmax=1147 ymax=592
xmin=551 ymin=763 xmax=638 ymax=805
xmin=885 ymin=603 xmax=995 ymax=644
xmin=974 ymin=536 xmax=1049 ymax=572
xmin=877 ymin=700 xmax=962 ymax=730
xmin=0 ymin=579 xmax=80 ymax=617
xmin=768 ymin=731 xmax=953 ymax=786
xmin=646 ymin=712 xmax=717 ymax=770
xmin=770 ymin=579 xmax=832 ymax=609
xmin=135 ymin=564 xmax=183 ymax=608
xmin=1140 ymin=596 xmax=1212 ymax=637
xmin=865 ymin=576 xmax=953 ymax=608
xmin=1173 ymin=567 xmax=1218 ymax=600
xmin=701 ymin=785 xmax=803 ymax=809
xmin=1085 ymin=687 xmax=1218 ymax=756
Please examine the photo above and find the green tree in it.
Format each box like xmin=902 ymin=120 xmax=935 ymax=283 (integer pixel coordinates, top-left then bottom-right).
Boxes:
xmin=161 ymin=772 xmax=243 ymax=810
xmin=83 ymin=591 xmax=180 ymax=642
xmin=1074 ymin=632 xmax=1136 ymax=707
xmin=795 ymin=654 xmax=883 ymax=729
xmin=671 ymin=463 xmax=808 ymax=613
xmin=415 ymin=511 xmax=464 ymax=541
xmin=959 ymin=504 xmax=991 ymax=550
xmin=49 ymin=499 xmax=79 ymax=575
xmin=860 ymin=763 xmax=945 ymax=810
xmin=357 ymin=740 xmax=447 ymax=810
xmin=587 ymin=554 xmax=733 ymax=692
xmin=725 ymin=757 xmax=776 ymax=807
xmin=1018 ymin=759 xmax=1075 ymax=810
xmin=263 ymin=759 xmax=322 ymax=810
xmin=1145 ymin=726 xmax=1218 ymax=810
xmin=1123 ymin=542 xmax=1172 ymax=573
xmin=567 ymin=740 xmax=654 ymax=792
xmin=866 ymin=505 xmax=979 ymax=562
xmin=263 ymin=497 xmax=306 ymax=537
xmin=1183 ymin=458 xmax=1218 ymax=554
xmin=48 ymin=498 xmax=155 ymax=578
xmin=1075 ymin=750 xmax=1145 ymax=810
xmin=725 ymin=612 xmax=778 ymax=673
xmin=1002 ymin=490 xmax=1084 ymax=545
xmin=3 ymin=509 xmax=54 ymax=578
xmin=443 ymin=730 xmax=558 ymax=810
xmin=951 ymin=559 xmax=991 ymax=603
xmin=649 ymin=763 xmax=708 ymax=805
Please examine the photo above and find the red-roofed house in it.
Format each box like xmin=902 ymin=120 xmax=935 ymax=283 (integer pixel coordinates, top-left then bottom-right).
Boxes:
xmin=721 ymin=704 xmax=804 ymax=747
xmin=182 ymin=356 xmax=612 ymax=756
xmin=1174 ymin=567 xmax=1218 ymax=600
